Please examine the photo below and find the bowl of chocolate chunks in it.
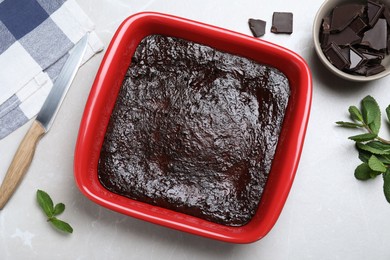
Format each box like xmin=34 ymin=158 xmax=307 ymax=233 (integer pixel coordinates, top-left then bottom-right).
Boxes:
xmin=313 ymin=0 xmax=390 ymax=81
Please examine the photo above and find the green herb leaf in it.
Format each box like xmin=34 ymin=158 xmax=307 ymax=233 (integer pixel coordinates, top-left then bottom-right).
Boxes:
xmin=349 ymin=105 xmax=363 ymax=122
xmin=36 ymin=190 xmax=54 ymax=218
xmin=356 ymin=141 xmax=390 ymax=155
xmin=53 ymin=203 xmax=65 ymax=216
xmin=36 ymin=189 xmax=73 ymax=234
xmin=369 ymin=113 xmax=381 ymax=135
xmin=50 ymin=217 xmax=73 ymax=233
xmin=357 ymin=144 xmax=390 ymax=164
xmin=357 ymin=148 xmax=371 ymax=163
xmin=336 ymin=121 xmax=362 ymax=128
xmin=361 ymin=95 xmax=381 ymax=125
xmin=361 ymin=96 xmax=381 ymax=134
xmin=368 ymin=155 xmax=387 ymax=173
xmin=379 ymin=154 xmax=390 ymax=165
xmin=338 ymin=96 xmax=390 ymax=204
xmin=354 ymin=163 xmax=374 ymax=180
xmin=348 ymin=133 xmax=377 ymax=142
xmin=370 ymin=171 xmax=382 ymax=178
xmin=383 ymin=170 xmax=390 ymax=203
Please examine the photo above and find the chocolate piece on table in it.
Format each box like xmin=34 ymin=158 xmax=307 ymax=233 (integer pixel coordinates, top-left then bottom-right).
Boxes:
xmin=361 ymin=18 xmax=387 ymax=51
xmin=330 ymin=4 xmax=365 ymax=32
xmin=271 ymin=12 xmax=293 ymax=34
xmin=328 ymin=27 xmax=362 ymax=46
xmin=349 ymin=16 xmax=368 ymax=34
xmin=367 ymin=0 xmax=385 ymax=27
xmin=248 ymin=18 xmax=266 ymax=37
xmin=324 ymin=42 xmax=351 ymax=70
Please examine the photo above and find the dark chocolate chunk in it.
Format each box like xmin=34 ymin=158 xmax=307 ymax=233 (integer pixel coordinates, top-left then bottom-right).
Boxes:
xmin=349 ymin=47 xmax=366 ymax=70
xmin=320 ymin=31 xmax=330 ymax=48
xmin=365 ymin=64 xmax=385 ymax=75
xmin=353 ymin=65 xmax=368 ymax=75
xmin=367 ymin=0 xmax=385 ymax=27
xmin=355 ymin=63 xmax=386 ymax=75
xmin=352 ymin=63 xmax=386 ymax=76
xmin=324 ymin=42 xmax=351 ymax=70
xmin=248 ymin=18 xmax=266 ymax=37
xmin=349 ymin=16 xmax=368 ymax=34
xmin=387 ymin=34 xmax=390 ymax=54
xmin=362 ymin=51 xmax=383 ymax=64
xmin=382 ymin=5 xmax=390 ymax=26
xmin=361 ymin=18 xmax=387 ymax=51
xmin=340 ymin=46 xmax=351 ymax=62
xmin=328 ymin=27 xmax=362 ymax=46
xmin=322 ymin=16 xmax=331 ymax=32
xmin=320 ymin=16 xmax=331 ymax=47
xmin=271 ymin=12 xmax=293 ymax=34
xmin=330 ymin=4 xmax=365 ymax=32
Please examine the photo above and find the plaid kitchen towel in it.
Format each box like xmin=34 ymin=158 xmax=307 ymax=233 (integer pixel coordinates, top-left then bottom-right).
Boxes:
xmin=0 ymin=0 xmax=104 ymax=139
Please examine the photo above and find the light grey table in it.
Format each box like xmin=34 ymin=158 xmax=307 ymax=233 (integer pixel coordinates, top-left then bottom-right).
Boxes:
xmin=1 ymin=0 xmax=390 ymax=259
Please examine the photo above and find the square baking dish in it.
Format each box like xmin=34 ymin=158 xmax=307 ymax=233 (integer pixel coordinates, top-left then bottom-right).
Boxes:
xmin=74 ymin=12 xmax=312 ymax=243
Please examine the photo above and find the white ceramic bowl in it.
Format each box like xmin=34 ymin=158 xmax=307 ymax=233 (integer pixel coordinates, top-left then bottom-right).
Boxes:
xmin=313 ymin=0 xmax=390 ymax=81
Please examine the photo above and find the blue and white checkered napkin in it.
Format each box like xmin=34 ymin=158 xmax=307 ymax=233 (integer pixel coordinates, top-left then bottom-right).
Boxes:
xmin=0 ymin=0 xmax=104 ymax=140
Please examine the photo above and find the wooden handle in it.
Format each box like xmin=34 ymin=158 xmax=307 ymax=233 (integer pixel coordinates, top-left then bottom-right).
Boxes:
xmin=0 ymin=121 xmax=45 ymax=209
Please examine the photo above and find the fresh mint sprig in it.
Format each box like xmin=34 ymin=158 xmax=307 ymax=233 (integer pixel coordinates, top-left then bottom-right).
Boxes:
xmin=36 ymin=189 xmax=73 ymax=233
xmin=336 ymin=95 xmax=390 ymax=203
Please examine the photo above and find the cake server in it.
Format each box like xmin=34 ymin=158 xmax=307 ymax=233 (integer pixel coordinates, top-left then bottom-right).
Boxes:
xmin=0 ymin=34 xmax=89 ymax=209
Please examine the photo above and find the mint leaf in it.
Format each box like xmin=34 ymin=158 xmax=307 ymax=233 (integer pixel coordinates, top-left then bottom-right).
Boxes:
xmin=349 ymin=106 xmax=363 ymax=122
xmin=379 ymin=154 xmax=390 ymax=165
xmin=368 ymin=155 xmax=387 ymax=173
xmin=348 ymin=133 xmax=377 ymax=142
xmin=338 ymin=96 xmax=390 ymax=204
xmin=53 ymin=203 xmax=65 ymax=216
xmin=369 ymin=112 xmax=381 ymax=135
xmin=361 ymin=95 xmax=381 ymax=125
xmin=36 ymin=189 xmax=73 ymax=234
xmin=336 ymin=121 xmax=362 ymax=128
xmin=354 ymin=163 xmax=373 ymax=180
xmin=356 ymin=141 xmax=390 ymax=155
xmin=50 ymin=218 xmax=73 ymax=233
xmin=361 ymin=96 xmax=381 ymax=134
xmin=356 ymin=143 xmax=390 ymax=164
xmin=384 ymin=170 xmax=390 ymax=203
xmin=357 ymin=148 xmax=371 ymax=163
xmin=370 ymin=171 xmax=382 ymax=178
xmin=37 ymin=190 xmax=54 ymax=218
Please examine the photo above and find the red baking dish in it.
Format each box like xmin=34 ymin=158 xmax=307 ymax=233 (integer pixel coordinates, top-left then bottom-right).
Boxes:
xmin=74 ymin=12 xmax=312 ymax=243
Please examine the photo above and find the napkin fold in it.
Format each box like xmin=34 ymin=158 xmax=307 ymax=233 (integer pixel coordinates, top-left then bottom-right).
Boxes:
xmin=0 ymin=0 xmax=104 ymax=140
